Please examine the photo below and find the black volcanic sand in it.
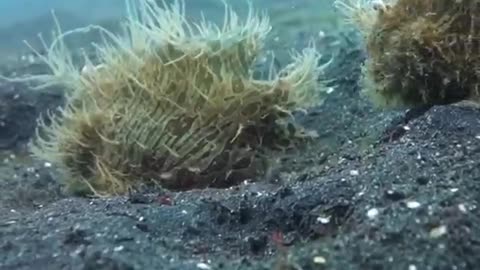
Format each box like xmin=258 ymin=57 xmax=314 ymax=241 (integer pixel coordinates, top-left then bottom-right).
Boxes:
xmin=2 ymin=9 xmax=480 ymax=270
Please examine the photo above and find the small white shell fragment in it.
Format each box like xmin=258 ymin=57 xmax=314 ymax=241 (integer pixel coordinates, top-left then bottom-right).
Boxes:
xmin=429 ymin=225 xmax=448 ymax=238
xmin=367 ymin=208 xmax=379 ymax=219
xmin=317 ymin=216 xmax=331 ymax=224
xmin=313 ymin=256 xmax=327 ymax=264
xmin=196 ymin=262 xmax=211 ymax=270
xmin=458 ymin=204 xmax=467 ymax=213
xmin=349 ymin=170 xmax=359 ymax=176
xmin=406 ymin=201 xmax=421 ymax=209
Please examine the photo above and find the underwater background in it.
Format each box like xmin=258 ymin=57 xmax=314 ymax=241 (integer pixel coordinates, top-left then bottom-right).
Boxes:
xmin=0 ymin=0 xmax=340 ymax=61
xmin=1 ymin=0 xmax=480 ymax=270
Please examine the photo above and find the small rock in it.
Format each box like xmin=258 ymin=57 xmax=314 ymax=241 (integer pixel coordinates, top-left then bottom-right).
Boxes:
xmin=384 ymin=189 xmax=406 ymax=201
xmin=135 ymin=222 xmax=150 ymax=232
xmin=0 ymin=241 xmax=15 ymax=251
xmin=128 ymin=193 xmax=151 ymax=204
xmin=83 ymin=251 xmax=134 ymax=270
xmin=416 ymin=176 xmax=429 ymax=185
xmin=64 ymin=226 xmax=90 ymax=245
xmin=247 ymin=235 xmax=267 ymax=254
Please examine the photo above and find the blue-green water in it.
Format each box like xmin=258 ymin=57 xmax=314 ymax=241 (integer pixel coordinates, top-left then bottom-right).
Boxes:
xmin=0 ymin=0 xmax=336 ymax=27
xmin=0 ymin=0 xmax=340 ymax=59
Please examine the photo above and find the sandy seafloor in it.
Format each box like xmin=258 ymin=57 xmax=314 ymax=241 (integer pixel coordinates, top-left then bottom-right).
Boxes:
xmin=1 ymin=1 xmax=480 ymax=269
